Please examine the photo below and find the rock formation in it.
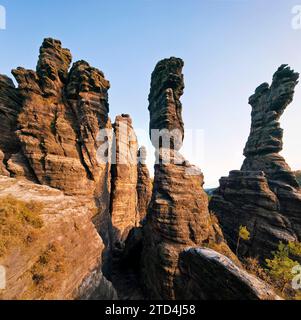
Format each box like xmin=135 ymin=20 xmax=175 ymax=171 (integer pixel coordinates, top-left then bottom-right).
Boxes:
xmin=0 ymin=39 xmax=113 ymax=244
xmin=0 ymin=176 xmax=117 ymax=300
xmin=178 ymin=248 xmax=280 ymax=300
xmin=11 ymin=38 xmax=111 ymax=199
xmin=110 ymin=114 xmax=139 ymax=245
xmin=0 ymin=38 xmax=114 ymax=300
xmin=136 ymin=147 xmax=152 ymax=223
xmin=0 ymin=74 xmax=30 ymax=178
xmin=0 ymin=39 xmax=286 ymax=301
xmin=210 ymin=65 xmax=301 ymax=260
xmin=141 ymin=57 xmax=237 ymax=300
xmin=148 ymin=57 xmax=184 ymax=151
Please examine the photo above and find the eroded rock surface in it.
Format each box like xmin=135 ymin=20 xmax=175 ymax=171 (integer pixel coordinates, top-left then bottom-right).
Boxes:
xmin=0 ymin=176 xmax=117 ymax=300
xmin=210 ymin=65 xmax=301 ymax=260
xmin=0 ymin=38 xmax=113 ymax=245
xmin=136 ymin=147 xmax=152 ymax=223
xmin=148 ymin=57 xmax=184 ymax=151
xmin=142 ymin=58 xmax=236 ymax=300
xmin=110 ymin=115 xmax=139 ymax=245
xmin=0 ymin=38 xmax=114 ymax=300
xmin=11 ymin=38 xmax=111 ymax=199
xmin=178 ymin=248 xmax=281 ymax=300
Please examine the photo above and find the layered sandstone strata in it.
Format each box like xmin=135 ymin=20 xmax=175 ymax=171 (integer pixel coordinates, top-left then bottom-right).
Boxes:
xmin=0 ymin=38 xmax=113 ymax=243
xmin=0 ymin=38 xmax=114 ymax=299
xmin=11 ymin=38 xmax=111 ymax=199
xmin=136 ymin=147 xmax=152 ymax=223
xmin=142 ymin=58 xmax=236 ymax=300
xmin=148 ymin=57 xmax=184 ymax=151
xmin=0 ymin=176 xmax=117 ymax=300
xmin=110 ymin=115 xmax=139 ymax=245
xmin=210 ymin=65 xmax=301 ymax=259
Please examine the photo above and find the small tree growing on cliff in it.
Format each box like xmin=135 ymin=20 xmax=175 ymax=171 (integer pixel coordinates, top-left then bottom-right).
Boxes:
xmin=236 ymin=226 xmax=250 ymax=256
xmin=266 ymin=242 xmax=301 ymax=295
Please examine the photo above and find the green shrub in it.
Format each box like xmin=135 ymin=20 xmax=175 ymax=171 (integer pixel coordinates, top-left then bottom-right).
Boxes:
xmin=266 ymin=242 xmax=301 ymax=298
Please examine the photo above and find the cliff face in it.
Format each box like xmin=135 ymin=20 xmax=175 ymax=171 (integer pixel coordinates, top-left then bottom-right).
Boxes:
xmin=210 ymin=65 xmax=301 ymax=260
xmin=11 ymin=38 xmax=111 ymax=199
xmin=0 ymin=176 xmax=117 ymax=300
xmin=0 ymin=38 xmax=115 ymax=300
xmin=1 ymin=38 xmax=113 ymax=243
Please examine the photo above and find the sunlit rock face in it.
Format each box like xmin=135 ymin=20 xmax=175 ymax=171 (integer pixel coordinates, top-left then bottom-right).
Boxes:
xmin=0 ymin=38 xmax=113 ymax=244
xmin=210 ymin=65 xmax=301 ymax=260
xmin=110 ymin=114 xmax=139 ymax=245
xmin=11 ymin=38 xmax=112 ymax=199
xmin=0 ymin=38 xmax=115 ymax=299
xmin=0 ymin=176 xmax=117 ymax=300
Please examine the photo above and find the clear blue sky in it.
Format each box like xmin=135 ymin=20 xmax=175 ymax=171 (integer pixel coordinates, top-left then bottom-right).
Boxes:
xmin=0 ymin=0 xmax=300 ymax=187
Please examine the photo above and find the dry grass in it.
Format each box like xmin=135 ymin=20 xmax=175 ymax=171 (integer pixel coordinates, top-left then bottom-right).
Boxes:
xmin=0 ymin=196 xmax=44 ymax=257
xmin=243 ymin=257 xmax=271 ymax=283
xmin=19 ymin=241 xmax=70 ymax=300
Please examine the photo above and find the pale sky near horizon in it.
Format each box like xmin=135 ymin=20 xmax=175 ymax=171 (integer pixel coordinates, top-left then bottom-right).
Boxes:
xmin=0 ymin=0 xmax=300 ymax=187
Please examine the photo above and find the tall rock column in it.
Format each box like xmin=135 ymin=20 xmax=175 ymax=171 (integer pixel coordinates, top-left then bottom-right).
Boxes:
xmin=136 ymin=147 xmax=152 ymax=223
xmin=141 ymin=58 xmax=234 ymax=299
xmin=110 ymin=115 xmax=139 ymax=246
xmin=210 ymin=65 xmax=301 ymax=260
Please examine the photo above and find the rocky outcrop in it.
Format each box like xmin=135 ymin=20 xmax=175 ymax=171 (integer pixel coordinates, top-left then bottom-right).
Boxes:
xmin=0 ymin=176 xmax=117 ymax=300
xmin=136 ymin=147 xmax=152 ymax=223
xmin=0 ymin=38 xmax=115 ymax=300
xmin=110 ymin=115 xmax=139 ymax=245
xmin=210 ymin=65 xmax=301 ymax=260
xmin=11 ymin=38 xmax=112 ymax=199
xmin=0 ymin=38 xmax=113 ymax=245
xmin=141 ymin=58 xmax=236 ymax=300
xmin=178 ymin=248 xmax=281 ymax=300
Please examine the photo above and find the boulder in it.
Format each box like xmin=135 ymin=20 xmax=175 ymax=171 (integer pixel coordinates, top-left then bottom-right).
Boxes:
xmin=178 ymin=248 xmax=281 ymax=300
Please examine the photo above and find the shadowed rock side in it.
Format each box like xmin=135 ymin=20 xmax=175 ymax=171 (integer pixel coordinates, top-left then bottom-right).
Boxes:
xmin=136 ymin=147 xmax=152 ymax=223
xmin=210 ymin=65 xmax=301 ymax=260
xmin=110 ymin=115 xmax=139 ymax=245
xmin=295 ymin=171 xmax=301 ymax=186
xmin=0 ymin=75 xmax=33 ymax=178
xmin=142 ymin=58 xmax=239 ymax=300
xmin=177 ymin=248 xmax=281 ymax=300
